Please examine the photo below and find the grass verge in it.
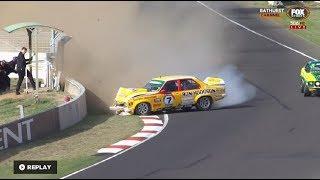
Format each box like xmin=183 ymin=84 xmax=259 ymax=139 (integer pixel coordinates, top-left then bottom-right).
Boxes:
xmin=0 ymin=114 xmax=143 ymax=178
xmin=0 ymin=91 xmax=67 ymax=125
xmin=0 ymin=77 xmax=69 ymax=125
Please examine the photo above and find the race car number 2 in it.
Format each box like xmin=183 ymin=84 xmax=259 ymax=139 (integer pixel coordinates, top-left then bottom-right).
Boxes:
xmin=164 ymin=95 xmax=174 ymax=106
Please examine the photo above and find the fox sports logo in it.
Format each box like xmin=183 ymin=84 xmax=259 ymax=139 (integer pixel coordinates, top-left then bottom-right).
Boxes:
xmin=287 ymin=6 xmax=310 ymax=20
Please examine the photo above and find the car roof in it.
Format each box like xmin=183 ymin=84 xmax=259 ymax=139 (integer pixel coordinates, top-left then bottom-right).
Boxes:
xmin=152 ymin=75 xmax=197 ymax=81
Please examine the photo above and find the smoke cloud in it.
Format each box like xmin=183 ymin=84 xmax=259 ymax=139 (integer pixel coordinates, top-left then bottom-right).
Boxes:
xmin=72 ymin=1 xmax=233 ymax=111
xmin=0 ymin=1 xmax=256 ymax=112
xmin=213 ymin=65 xmax=257 ymax=108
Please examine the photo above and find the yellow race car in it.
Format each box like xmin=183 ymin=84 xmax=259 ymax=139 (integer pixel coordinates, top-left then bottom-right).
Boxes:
xmin=110 ymin=75 xmax=226 ymax=115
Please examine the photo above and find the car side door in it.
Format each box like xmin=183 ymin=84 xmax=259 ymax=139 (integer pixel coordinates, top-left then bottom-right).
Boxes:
xmin=180 ymin=79 xmax=200 ymax=107
xmin=160 ymin=80 xmax=181 ymax=109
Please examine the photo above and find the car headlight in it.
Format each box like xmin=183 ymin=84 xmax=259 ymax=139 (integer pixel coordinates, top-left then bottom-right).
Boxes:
xmin=316 ymin=82 xmax=320 ymax=86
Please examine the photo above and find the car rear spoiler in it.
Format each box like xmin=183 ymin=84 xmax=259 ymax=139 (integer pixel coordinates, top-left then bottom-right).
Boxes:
xmin=204 ymin=77 xmax=225 ymax=86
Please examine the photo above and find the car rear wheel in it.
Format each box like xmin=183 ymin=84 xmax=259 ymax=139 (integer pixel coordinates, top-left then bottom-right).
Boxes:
xmin=134 ymin=102 xmax=151 ymax=115
xmin=196 ymin=96 xmax=213 ymax=111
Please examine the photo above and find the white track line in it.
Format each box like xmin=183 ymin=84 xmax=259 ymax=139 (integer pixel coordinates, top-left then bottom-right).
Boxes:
xmin=60 ymin=114 xmax=169 ymax=179
xmin=196 ymin=1 xmax=318 ymax=61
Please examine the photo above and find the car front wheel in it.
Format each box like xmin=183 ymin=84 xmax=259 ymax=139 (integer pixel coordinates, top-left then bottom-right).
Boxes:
xmin=134 ymin=102 xmax=151 ymax=115
xmin=303 ymin=85 xmax=311 ymax=97
xmin=196 ymin=96 xmax=213 ymax=111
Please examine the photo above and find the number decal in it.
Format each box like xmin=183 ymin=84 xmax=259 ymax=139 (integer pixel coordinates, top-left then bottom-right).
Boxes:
xmin=164 ymin=95 xmax=174 ymax=106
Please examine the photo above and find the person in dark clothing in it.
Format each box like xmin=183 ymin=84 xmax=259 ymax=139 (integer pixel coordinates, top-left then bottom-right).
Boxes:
xmin=0 ymin=66 xmax=8 ymax=92
xmin=0 ymin=59 xmax=18 ymax=91
xmin=15 ymin=47 xmax=36 ymax=95
xmin=0 ymin=61 xmax=11 ymax=91
xmin=1 ymin=59 xmax=17 ymax=76
xmin=6 ymin=58 xmax=18 ymax=74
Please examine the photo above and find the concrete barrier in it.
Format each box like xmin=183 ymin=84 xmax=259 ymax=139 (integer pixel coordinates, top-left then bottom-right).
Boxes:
xmin=0 ymin=78 xmax=87 ymax=151
xmin=58 ymin=79 xmax=87 ymax=130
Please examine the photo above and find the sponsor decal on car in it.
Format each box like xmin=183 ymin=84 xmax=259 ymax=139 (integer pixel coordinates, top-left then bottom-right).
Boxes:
xmin=182 ymin=89 xmax=215 ymax=96
xmin=164 ymin=95 xmax=174 ymax=106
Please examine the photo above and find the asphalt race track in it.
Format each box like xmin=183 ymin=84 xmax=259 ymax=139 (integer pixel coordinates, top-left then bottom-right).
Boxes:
xmin=68 ymin=1 xmax=320 ymax=178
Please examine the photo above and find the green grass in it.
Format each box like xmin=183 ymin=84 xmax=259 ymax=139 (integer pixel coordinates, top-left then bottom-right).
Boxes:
xmin=0 ymin=114 xmax=143 ymax=178
xmin=0 ymin=97 xmax=57 ymax=125
xmin=0 ymin=77 xmax=67 ymax=125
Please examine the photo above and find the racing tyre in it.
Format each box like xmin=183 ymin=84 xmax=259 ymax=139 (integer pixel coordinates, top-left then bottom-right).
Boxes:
xmin=134 ymin=102 xmax=151 ymax=115
xmin=303 ymin=85 xmax=311 ymax=97
xmin=196 ymin=96 xmax=213 ymax=111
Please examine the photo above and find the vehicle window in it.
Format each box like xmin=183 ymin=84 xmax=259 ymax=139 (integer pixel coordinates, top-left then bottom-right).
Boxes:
xmin=310 ymin=63 xmax=320 ymax=72
xmin=305 ymin=64 xmax=311 ymax=72
xmin=144 ymin=80 xmax=165 ymax=92
xmin=162 ymin=80 xmax=179 ymax=92
xmin=181 ymin=79 xmax=199 ymax=91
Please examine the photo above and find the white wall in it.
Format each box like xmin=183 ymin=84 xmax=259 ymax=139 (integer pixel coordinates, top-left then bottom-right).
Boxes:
xmin=58 ymin=78 xmax=87 ymax=130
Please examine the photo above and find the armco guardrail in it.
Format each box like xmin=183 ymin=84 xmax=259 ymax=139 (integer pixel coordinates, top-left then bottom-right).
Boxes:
xmin=0 ymin=78 xmax=87 ymax=151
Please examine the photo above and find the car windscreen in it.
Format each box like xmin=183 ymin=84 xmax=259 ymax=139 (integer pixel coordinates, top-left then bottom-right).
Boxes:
xmin=310 ymin=63 xmax=320 ymax=72
xmin=144 ymin=80 xmax=165 ymax=92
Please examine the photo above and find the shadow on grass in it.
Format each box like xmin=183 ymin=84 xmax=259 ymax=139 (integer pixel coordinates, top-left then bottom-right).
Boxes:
xmin=0 ymin=78 xmax=35 ymax=96
xmin=0 ymin=113 xmax=111 ymax=162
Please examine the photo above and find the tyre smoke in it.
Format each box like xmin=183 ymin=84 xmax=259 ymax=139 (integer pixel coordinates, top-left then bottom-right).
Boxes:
xmin=214 ymin=65 xmax=256 ymax=108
